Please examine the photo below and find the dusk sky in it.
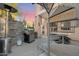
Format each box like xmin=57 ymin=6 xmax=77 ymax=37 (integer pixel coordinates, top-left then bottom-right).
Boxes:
xmin=17 ymin=3 xmax=36 ymax=26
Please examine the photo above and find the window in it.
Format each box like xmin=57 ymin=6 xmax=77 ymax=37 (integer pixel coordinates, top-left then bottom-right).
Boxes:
xmin=38 ymin=22 xmax=40 ymax=26
xmin=42 ymin=31 xmax=44 ymax=35
xmin=50 ymin=22 xmax=57 ymax=27
xmin=50 ymin=22 xmax=58 ymax=32
xmin=42 ymin=26 xmax=44 ymax=29
xmin=61 ymin=21 xmax=71 ymax=30
xmin=50 ymin=27 xmax=57 ymax=32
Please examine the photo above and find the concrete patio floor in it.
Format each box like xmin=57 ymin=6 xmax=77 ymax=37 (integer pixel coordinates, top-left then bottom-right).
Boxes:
xmin=8 ymin=38 xmax=79 ymax=56
xmin=8 ymin=39 xmax=42 ymax=56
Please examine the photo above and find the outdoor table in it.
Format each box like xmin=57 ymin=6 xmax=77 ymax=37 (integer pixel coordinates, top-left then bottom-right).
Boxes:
xmin=57 ymin=34 xmax=68 ymax=44
xmin=50 ymin=32 xmax=68 ymax=44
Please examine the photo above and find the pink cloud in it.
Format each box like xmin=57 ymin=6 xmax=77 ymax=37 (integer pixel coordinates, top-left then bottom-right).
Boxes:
xmin=21 ymin=11 xmax=36 ymax=22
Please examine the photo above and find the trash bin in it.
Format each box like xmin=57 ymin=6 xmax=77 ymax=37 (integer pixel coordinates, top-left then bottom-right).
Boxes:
xmin=0 ymin=38 xmax=11 ymax=56
xmin=34 ymin=32 xmax=38 ymax=38
xmin=23 ymin=31 xmax=35 ymax=43
xmin=23 ymin=33 xmax=29 ymax=43
xmin=29 ymin=32 xmax=35 ymax=43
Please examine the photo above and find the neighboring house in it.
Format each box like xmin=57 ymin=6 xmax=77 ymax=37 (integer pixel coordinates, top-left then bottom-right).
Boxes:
xmin=34 ymin=4 xmax=48 ymax=38
xmin=34 ymin=3 xmax=61 ymax=38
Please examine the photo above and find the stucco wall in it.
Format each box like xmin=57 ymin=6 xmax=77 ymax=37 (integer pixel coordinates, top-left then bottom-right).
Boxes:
xmin=41 ymin=17 xmax=48 ymax=38
xmin=67 ymin=27 xmax=79 ymax=41
xmin=63 ymin=3 xmax=79 ymax=41
xmin=50 ymin=3 xmax=79 ymax=41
